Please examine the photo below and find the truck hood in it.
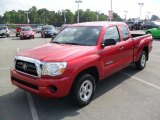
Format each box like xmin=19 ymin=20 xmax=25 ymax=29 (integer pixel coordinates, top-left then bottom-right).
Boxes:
xmin=17 ymin=43 xmax=97 ymax=62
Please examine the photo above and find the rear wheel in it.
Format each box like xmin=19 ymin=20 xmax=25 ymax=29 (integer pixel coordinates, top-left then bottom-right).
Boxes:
xmin=135 ymin=51 xmax=147 ymax=70
xmin=71 ymin=73 xmax=96 ymax=107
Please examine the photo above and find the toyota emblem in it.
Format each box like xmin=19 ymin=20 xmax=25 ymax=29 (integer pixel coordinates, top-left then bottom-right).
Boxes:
xmin=22 ymin=64 xmax=27 ymax=71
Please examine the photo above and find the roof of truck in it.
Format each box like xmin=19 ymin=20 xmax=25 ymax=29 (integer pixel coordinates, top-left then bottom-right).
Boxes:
xmin=71 ymin=21 xmax=126 ymax=27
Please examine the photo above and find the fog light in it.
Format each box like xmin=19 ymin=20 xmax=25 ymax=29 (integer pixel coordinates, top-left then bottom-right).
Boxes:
xmin=49 ymin=85 xmax=57 ymax=93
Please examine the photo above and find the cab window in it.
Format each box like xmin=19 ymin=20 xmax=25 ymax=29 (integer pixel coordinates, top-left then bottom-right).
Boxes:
xmin=121 ymin=26 xmax=130 ymax=41
xmin=103 ymin=26 xmax=120 ymax=42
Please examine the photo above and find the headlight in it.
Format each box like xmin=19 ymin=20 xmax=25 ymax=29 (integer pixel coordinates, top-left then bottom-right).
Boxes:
xmin=41 ymin=62 xmax=67 ymax=76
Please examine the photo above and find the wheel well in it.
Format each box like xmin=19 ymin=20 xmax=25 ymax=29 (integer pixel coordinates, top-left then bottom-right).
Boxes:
xmin=75 ymin=67 xmax=99 ymax=83
xmin=142 ymin=46 xmax=149 ymax=60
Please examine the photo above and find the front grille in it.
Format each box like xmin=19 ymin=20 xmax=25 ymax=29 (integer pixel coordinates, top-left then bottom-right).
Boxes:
xmin=12 ymin=76 xmax=39 ymax=90
xmin=15 ymin=60 xmax=38 ymax=76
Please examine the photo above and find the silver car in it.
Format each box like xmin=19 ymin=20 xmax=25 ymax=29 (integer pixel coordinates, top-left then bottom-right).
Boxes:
xmin=0 ymin=26 xmax=10 ymax=37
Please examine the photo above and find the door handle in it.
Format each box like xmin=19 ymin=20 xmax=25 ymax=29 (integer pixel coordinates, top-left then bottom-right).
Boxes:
xmin=119 ymin=46 xmax=124 ymax=50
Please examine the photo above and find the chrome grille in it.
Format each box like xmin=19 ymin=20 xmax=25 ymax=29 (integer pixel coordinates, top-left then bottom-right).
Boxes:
xmin=15 ymin=60 xmax=38 ymax=76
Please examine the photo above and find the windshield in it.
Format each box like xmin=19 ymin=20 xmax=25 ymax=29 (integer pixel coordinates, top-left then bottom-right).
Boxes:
xmin=43 ymin=26 xmax=54 ymax=30
xmin=0 ymin=26 xmax=7 ymax=30
xmin=21 ymin=27 xmax=32 ymax=31
xmin=52 ymin=26 xmax=102 ymax=46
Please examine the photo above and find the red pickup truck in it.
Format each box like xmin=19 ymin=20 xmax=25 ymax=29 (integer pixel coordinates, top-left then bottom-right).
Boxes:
xmin=11 ymin=22 xmax=152 ymax=106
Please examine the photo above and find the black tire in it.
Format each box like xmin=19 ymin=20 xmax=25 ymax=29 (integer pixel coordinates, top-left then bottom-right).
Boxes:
xmin=146 ymin=31 xmax=151 ymax=34
xmin=16 ymin=34 xmax=18 ymax=37
xmin=71 ymin=73 xmax=96 ymax=107
xmin=135 ymin=51 xmax=147 ymax=70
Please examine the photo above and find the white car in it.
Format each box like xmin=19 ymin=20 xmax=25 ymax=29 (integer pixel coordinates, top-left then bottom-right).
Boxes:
xmin=0 ymin=26 xmax=10 ymax=37
xmin=36 ymin=26 xmax=42 ymax=33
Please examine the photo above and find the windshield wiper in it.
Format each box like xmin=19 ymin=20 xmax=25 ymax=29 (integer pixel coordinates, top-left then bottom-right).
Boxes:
xmin=51 ymin=41 xmax=61 ymax=44
xmin=62 ymin=42 xmax=84 ymax=45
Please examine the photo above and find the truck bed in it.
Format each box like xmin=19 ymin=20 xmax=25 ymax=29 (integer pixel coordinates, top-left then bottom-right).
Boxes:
xmin=131 ymin=31 xmax=146 ymax=38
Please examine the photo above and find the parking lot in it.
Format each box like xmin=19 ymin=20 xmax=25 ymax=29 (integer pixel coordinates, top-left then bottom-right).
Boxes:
xmin=0 ymin=32 xmax=160 ymax=120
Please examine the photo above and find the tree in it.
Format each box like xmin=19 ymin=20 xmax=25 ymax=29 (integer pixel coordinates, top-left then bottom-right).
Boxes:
xmin=150 ymin=15 xmax=159 ymax=21
xmin=0 ymin=7 xmax=123 ymax=26
xmin=112 ymin=12 xmax=123 ymax=21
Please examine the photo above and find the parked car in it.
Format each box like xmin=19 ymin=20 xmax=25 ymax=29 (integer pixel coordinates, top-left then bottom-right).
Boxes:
xmin=143 ymin=21 xmax=160 ymax=30
xmin=11 ymin=22 xmax=152 ymax=106
xmin=41 ymin=25 xmax=57 ymax=38
xmin=134 ymin=21 xmax=144 ymax=30
xmin=125 ymin=21 xmax=134 ymax=30
xmin=0 ymin=26 xmax=10 ymax=37
xmin=146 ymin=26 xmax=160 ymax=38
xmin=15 ymin=26 xmax=21 ymax=37
xmin=36 ymin=26 xmax=42 ymax=33
xmin=20 ymin=27 xmax=35 ymax=39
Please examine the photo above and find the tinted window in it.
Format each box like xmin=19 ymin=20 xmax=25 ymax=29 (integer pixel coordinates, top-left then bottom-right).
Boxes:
xmin=21 ymin=27 xmax=32 ymax=31
xmin=43 ymin=26 xmax=55 ymax=30
xmin=121 ymin=26 xmax=130 ymax=41
xmin=104 ymin=26 xmax=120 ymax=42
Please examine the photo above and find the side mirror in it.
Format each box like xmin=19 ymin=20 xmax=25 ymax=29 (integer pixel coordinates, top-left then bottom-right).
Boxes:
xmin=102 ymin=39 xmax=117 ymax=48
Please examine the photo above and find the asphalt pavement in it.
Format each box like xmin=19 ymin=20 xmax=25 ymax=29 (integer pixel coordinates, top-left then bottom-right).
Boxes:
xmin=0 ymin=33 xmax=160 ymax=120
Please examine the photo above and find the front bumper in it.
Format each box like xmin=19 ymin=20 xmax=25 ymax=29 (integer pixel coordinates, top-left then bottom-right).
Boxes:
xmin=0 ymin=33 xmax=9 ymax=36
xmin=43 ymin=33 xmax=54 ymax=37
xmin=20 ymin=35 xmax=34 ymax=39
xmin=11 ymin=70 xmax=73 ymax=98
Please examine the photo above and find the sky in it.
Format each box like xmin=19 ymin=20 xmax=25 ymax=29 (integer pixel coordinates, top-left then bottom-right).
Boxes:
xmin=0 ymin=0 xmax=160 ymax=19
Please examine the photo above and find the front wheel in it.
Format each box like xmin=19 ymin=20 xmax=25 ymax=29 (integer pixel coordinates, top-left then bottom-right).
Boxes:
xmin=71 ymin=74 xmax=96 ymax=107
xmin=135 ymin=51 xmax=147 ymax=70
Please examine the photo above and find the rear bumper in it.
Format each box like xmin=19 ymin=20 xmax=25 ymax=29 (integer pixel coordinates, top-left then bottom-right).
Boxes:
xmin=11 ymin=70 xmax=73 ymax=98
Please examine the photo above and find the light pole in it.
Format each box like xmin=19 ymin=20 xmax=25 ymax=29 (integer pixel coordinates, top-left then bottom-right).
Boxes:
xmin=138 ymin=3 xmax=144 ymax=20
xmin=109 ymin=0 xmax=113 ymax=21
xmin=124 ymin=11 xmax=128 ymax=21
xmin=147 ymin=12 xmax=151 ymax=21
xmin=96 ymin=11 xmax=100 ymax=21
xmin=63 ymin=10 xmax=67 ymax=24
xmin=24 ymin=11 xmax=30 ymax=24
xmin=75 ymin=0 xmax=83 ymax=23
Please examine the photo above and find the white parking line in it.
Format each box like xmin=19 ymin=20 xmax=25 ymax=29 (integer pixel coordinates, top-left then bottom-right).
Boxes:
xmin=152 ymin=50 xmax=160 ymax=52
xmin=0 ymin=67 xmax=10 ymax=70
xmin=26 ymin=92 xmax=39 ymax=120
xmin=17 ymin=48 xmax=20 ymax=52
xmin=150 ymin=54 xmax=160 ymax=57
xmin=121 ymin=72 xmax=160 ymax=90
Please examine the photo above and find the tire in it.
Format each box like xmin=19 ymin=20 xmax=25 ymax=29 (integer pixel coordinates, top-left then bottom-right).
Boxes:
xmin=71 ymin=73 xmax=96 ymax=107
xmin=16 ymin=34 xmax=18 ymax=37
xmin=146 ymin=31 xmax=151 ymax=34
xmin=135 ymin=51 xmax=147 ymax=70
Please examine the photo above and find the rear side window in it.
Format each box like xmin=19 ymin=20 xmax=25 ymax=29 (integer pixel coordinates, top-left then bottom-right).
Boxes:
xmin=121 ymin=26 xmax=130 ymax=41
xmin=103 ymin=26 xmax=120 ymax=42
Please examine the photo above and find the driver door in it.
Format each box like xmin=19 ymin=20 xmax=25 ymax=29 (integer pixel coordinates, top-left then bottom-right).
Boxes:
xmin=101 ymin=26 xmax=123 ymax=78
